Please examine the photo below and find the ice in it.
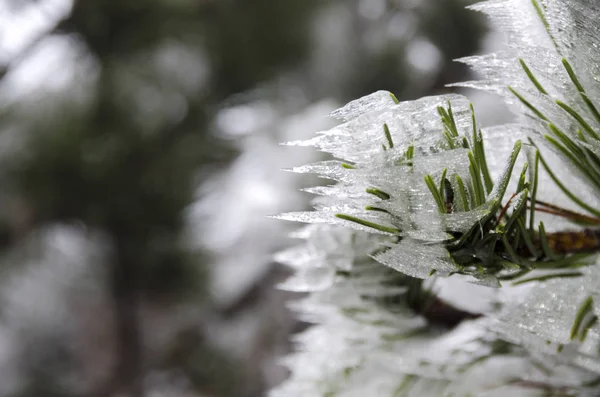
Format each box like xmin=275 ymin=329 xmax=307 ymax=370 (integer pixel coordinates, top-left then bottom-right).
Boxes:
xmin=280 ymin=90 xmax=527 ymax=283
xmin=277 ymin=267 xmax=336 ymax=292
xmin=287 ymin=93 xmax=473 ymax=165
xmin=486 ymin=139 xmax=521 ymax=203
xmin=481 ymin=124 xmax=529 ymax=179
xmin=275 ymin=209 xmax=399 ymax=236
xmin=302 ymin=184 xmax=367 ymax=199
xmin=451 ymin=48 xmax=567 ymax=101
xmin=533 ymin=139 xmax=600 ymax=223
xmin=373 ymin=239 xmax=458 ymax=279
xmin=275 ymin=226 xmax=381 ymax=272
xmin=275 ymin=2 xmax=600 ymax=394
xmin=468 ymin=0 xmax=554 ymax=49
xmin=273 ymin=246 xmax=316 ymax=268
xmin=286 ymin=160 xmax=352 ymax=182
xmin=329 ymin=90 xmax=397 ymax=121
xmin=457 ymin=0 xmax=600 ymax=170
xmin=487 ymin=263 xmax=600 ymax=380
xmin=412 ymin=148 xmax=471 ymax=175
xmin=540 ymin=0 xmax=600 ymax=103
xmin=286 ymin=148 xmax=482 ymax=238
xmin=499 ymin=277 xmax=587 ymax=343
xmin=456 ymin=2 xmax=600 ymax=224
xmin=274 ymin=222 xmax=600 ymax=396
xmin=273 ymin=226 xmax=530 ymax=396
xmin=441 ymin=206 xmax=492 ymax=233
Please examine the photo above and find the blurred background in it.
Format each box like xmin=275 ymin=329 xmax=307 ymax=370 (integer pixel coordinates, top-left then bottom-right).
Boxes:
xmin=0 ymin=1 xmax=502 ymax=396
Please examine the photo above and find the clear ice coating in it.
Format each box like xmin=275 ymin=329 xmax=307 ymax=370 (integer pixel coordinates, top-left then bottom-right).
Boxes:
xmin=273 ymin=225 xmax=599 ymax=396
xmin=456 ymin=0 xmax=600 ymax=211
xmin=274 ymin=0 xmax=600 ymax=395
xmin=271 ymin=226 xmax=529 ymax=397
xmin=329 ymin=90 xmax=398 ymax=121
xmin=373 ymin=239 xmax=458 ymax=279
xmin=280 ymin=91 xmax=517 ymax=279
xmin=285 ymin=93 xmax=473 ymax=164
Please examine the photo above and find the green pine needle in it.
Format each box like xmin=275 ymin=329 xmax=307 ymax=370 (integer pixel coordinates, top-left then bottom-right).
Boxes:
xmin=555 ymin=100 xmax=600 ymax=140
xmin=366 ymin=188 xmax=391 ymax=200
xmin=424 ymin=174 xmax=447 ymax=214
xmin=531 ymin=139 xmax=600 ymax=218
xmin=383 ymin=123 xmax=394 ymax=149
xmin=561 ymin=58 xmax=586 ymax=93
xmin=531 ymin=0 xmax=560 ymax=52
xmin=538 ymin=221 xmax=559 ymax=260
xmin=455 ymin=174 xmax=470 ymax=211
xmin=512 ymin=271 xmax=582 ymax=286
xmin=335 ymin=214 xmax=401 ymax=235
xmin=508 ymin=87 xmax=549 ymax=121
xmin=570 ymin=296 xmax=594 ymax=340
xmin=561 ymin=58 xmax=600 ymax=124
xmin=519 ymin=58 xmax=548 ymax=94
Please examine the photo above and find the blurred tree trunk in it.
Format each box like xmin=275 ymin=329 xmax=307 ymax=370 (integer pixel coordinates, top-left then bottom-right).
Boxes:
xmin=109 ymin=234 xmax=144 ymax=397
